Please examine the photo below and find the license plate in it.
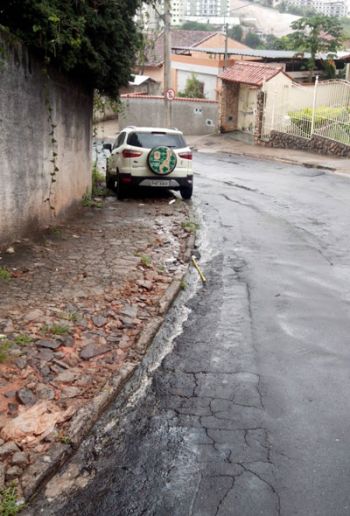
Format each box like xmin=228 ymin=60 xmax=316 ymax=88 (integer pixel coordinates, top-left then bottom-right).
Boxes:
xmin=150 ymin=180 xmax=171 ymax=187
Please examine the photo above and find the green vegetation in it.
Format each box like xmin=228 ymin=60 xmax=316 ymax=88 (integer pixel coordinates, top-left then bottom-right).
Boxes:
xmin=41 ymin=323 xmax=70 ymax=335
xmin=0 ymin=267 xmax=11 ymax=281
xmin=61 ymin=311 xmax=80 ymax=323
xmin=178 ymin=73 xmax=205 ymax=99
xmin=14 ymin=334 xmax=32 ymax=346
xmin=92 ymin=166 xmax=108 ymax=197
xmin=181 ymin=220 xmax=199 ymax=233
xmin=340 ymin=17 xmax=350 ymax=39
xmin=0 ymin=340 xmax=12 ymax=363
xmin=180 ymin=279 xmax=188 ymax=290
xmin=0 ymin=485 xmax=25 ymax=516
xmin=55 ymin=432 xmax=72 ymax=445
xmin=82 ymin=192 xmax=103 ymax=208
xmin=228 ymin=25 xmax=243 ymax=42
xmin=288 ymin=106 xmax=350 ymax=140
xmin=0 ymin=0 xmax=148 ymax=97
xmin=290 ymin=15 xmax=343 ymax=79
xmin=138 ymin=254 xmax=152 ymax=268
xmin=180 ymin=20 xmax=217 ymax=31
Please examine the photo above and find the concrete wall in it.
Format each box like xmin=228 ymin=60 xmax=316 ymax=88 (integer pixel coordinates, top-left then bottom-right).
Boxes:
xmin=120 ymin=95 xmax=218 ymax=134
xmin=0 ymin=32 xmax=93 ymax=246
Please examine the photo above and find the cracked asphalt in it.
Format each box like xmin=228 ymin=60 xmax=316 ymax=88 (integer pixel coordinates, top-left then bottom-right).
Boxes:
xmin=29 ymin=152 xmax=350 ymax=515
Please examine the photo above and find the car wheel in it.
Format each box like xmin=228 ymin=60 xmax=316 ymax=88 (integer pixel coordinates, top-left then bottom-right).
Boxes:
xmin=116 ymin=172 xmax=128 ymax=200
xmin=180 ymin=185 xmax=193 ymax=200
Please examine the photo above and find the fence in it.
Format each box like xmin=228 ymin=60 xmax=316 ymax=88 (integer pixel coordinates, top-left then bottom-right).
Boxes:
xmin=262 ymin=79 xmax=350 ymax=146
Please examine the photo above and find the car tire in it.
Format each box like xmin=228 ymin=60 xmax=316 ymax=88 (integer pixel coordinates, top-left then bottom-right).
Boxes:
xmin=116 ymin=172 xmax=128 ymax=200
xmin=180 ymin=185 xmax=193 ymax=200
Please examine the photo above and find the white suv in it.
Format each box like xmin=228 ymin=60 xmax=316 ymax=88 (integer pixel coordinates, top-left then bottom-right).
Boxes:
xmin=104 ymin=126 xmax=193 ymax=199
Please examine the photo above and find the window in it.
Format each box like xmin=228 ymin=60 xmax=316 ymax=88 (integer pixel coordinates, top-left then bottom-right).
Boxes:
xmin=127 ymin=132 xmax=186 ymax=149
xmin=113 ymin=132 xmax=126 ymax=149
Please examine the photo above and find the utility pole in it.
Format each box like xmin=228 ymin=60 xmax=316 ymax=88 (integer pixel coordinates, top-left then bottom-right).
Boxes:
xmin=224 ymin=22 xmax=228 ymax=69
xmin=164 ymin=0 xmax=172 ymax=127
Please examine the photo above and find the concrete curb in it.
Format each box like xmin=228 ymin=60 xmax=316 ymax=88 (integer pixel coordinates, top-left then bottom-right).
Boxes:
xmin=194 ymin=147 xmax=338 ymax=172
xmin=23 ymin=222 xmax=196 ymax=502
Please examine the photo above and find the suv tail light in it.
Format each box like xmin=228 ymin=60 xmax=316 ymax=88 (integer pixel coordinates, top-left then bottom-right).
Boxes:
xmin=122 ymin=149 xmax=143 ymax=158
xmin=179 ymin=151 xmax=192 ymax=160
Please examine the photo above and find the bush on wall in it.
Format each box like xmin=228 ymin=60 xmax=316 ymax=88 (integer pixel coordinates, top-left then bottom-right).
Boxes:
xmin=0 ymin=0 xmax=146 ymax=96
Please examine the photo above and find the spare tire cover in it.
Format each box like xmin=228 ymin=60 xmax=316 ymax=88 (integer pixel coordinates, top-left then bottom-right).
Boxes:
xmin=148 ymin=146 xmax=177 ymax=175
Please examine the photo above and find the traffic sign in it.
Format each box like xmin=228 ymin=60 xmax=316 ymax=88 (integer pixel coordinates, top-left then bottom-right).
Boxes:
xmin=165 ymin=88 xmax=175 ymax=101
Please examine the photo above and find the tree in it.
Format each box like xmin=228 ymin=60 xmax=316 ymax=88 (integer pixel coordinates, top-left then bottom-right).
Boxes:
xmin=228 ymin=25 xmax=243 ymax=42
xmin=0 ymin=0 xmax=147 ymax=97
xmin=181 ymin=20 xmax=216 ymax=31
xmin=177 ymin=73 xmax=205 ymax=98
xmin=244 ymin=31 xmax=263 ymax=48
xmin=290 ymin=15 xmax=343 ymax=80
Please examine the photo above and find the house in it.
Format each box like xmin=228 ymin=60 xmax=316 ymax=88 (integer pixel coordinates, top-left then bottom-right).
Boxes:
xmin=119 ymin=75 xmax=160 ymax=96
xmin=139 ymin=29 xmax=250 ymax=99
xmin=218 ymin=61 xmax=292 ymax=134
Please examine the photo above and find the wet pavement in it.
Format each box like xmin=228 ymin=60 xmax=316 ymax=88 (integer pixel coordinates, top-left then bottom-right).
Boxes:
xmin=28 ymin=152 xmax=350 ymax=515
xmin=0 ymin=194 xmax=191 ymax=497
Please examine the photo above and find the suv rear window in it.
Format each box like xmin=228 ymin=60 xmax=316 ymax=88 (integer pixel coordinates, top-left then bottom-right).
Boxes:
xmin=127 ymin=132 xmax=186 ymax=149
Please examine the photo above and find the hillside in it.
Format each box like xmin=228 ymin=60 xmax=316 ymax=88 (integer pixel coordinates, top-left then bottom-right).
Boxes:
xmin=230 ymin=0 xmax=299 ymax=37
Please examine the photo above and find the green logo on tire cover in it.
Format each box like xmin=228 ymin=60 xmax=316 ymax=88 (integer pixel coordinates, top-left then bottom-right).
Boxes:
xmin=148 ymin=146 xmax=177 ymax=175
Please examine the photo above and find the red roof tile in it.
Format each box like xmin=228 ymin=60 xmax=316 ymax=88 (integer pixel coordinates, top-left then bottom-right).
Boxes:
xmin=219 ymin=61 xmax=285 ymax=86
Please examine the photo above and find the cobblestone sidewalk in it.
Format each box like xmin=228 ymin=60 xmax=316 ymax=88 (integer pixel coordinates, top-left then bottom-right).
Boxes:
xmin=0 ymin=195 xmax=193 ymax=502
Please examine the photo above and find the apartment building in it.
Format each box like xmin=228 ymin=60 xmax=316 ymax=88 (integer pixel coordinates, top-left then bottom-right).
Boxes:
xmin=185 ymin=0 xmax=230 ymax=17
xmin=285 ymin=0 xmax=347 ymax=16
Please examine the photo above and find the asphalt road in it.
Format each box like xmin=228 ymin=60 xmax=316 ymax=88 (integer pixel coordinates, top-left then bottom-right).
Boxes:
xmin=30 ymin=153 xmax=350 ymax=516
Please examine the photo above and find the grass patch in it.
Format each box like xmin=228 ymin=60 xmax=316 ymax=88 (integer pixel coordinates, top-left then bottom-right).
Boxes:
xmin=0 ymin=341 xmax=12 ymax=363
xmin=41 ymin=324 xmax=70 ymax=336
xmin=92 ymin=165 xmax=108 ymax=197
xmin=0 ymin=485 xmax=25 ymax=516
xmin=61 ymin=311 xmax=80 ymax=323
xmin=55 ymin=432 xmax=72 ymax=445
xmin=13 ymin=335 xmax=32 ymax=346
xmin=138 ymin=254 xmax=152 ymax=268
xmin=181 ymin=220 xmax=199 ymax=233
xmin=0 ymin=267 xmax=11 ymax=281
xmin=180 ymin=279 xmax=188 ymax=290
xmin=48 ymin=225 xmax=63 ymax=237
xmin=82 ymin=193 xmax=103 ymax=208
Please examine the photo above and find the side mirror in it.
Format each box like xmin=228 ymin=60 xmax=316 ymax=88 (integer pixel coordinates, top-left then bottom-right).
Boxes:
xmin=103 ymin=143 xmax=112 ymax=153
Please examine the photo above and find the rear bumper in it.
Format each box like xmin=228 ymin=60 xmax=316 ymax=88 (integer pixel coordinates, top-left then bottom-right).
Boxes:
xmin=119 ymin=173 xmax=193 ymax=190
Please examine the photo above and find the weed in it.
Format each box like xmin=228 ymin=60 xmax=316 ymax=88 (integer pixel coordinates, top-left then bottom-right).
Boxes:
xmin=48 ymin=226 xmax=63 ymax=237
xmin=92 ymin=166 xmax=108 ymax=197
xmin=180 ymin=279 xmax=188 ymax=290
xmin=55 ymin=432 xmax=72 ymax=445
xmin=0 ymin=340 xmax=13 ymax=363
xmin=0 ymin=484 xmax=25 ymax=516
xmin=41 ymin=324 xmax=70 ymax=336
xmin=138 ymin=254 xmax=152 ymax=268
xmin=61 ymin=311 xmax=80 ymax=323
xmin=14 ymin=335 xmax=32 ymax=346
xmin=0 ymin=267 xmax=11 ymax=281
xmin=181 ymin=220 xmax=199 ymax=233
xmin=82 ymin=193 xmax=102 ymax=208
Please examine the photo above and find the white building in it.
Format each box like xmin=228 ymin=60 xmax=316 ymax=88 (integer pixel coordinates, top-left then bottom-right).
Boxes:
xmin=285 ymin=0 xmax=346 ymax=16
xmin=185 ymin=0 xmax=230 ymax=17
xmin=139 ymin=0 xmax=186 ymax=28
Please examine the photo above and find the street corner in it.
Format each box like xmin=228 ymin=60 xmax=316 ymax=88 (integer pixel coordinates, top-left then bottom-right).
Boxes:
xmin=0 ymin=193 xmax=196 ymax=502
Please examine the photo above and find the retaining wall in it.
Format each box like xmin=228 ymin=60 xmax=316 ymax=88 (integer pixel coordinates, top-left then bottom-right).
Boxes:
xmin=267 ymin=131 xmax=350 ymax=157
xmin=0 ymin=31 xmax=93 ymax=246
